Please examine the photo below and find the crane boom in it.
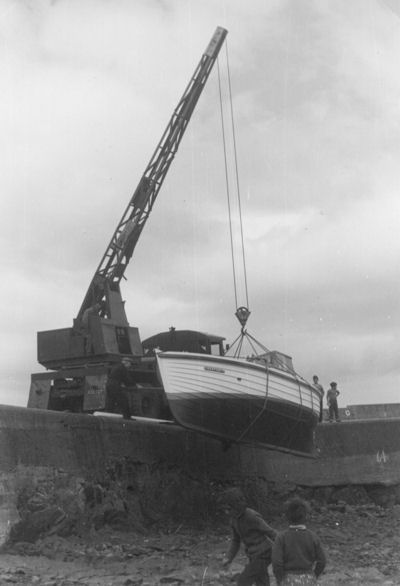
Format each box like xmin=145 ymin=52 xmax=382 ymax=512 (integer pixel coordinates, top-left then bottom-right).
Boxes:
xmin=78 ymin=26 xmax=228 ymax=320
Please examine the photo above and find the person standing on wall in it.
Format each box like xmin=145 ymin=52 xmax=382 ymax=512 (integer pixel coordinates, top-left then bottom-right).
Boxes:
xmin=312 ymin=375 xmax=324 ymax=423
xmin=81 ymin=302 xmax=102 ymax=354
xmin=106 ymin=357 xmax=133 ymax=419
xmin=327 ymin=381 xmax=340 ymax=423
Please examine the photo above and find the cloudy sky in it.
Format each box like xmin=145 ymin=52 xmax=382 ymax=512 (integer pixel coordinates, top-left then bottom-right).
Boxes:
xmin=1 ymin=0 xmax=400 ymax=408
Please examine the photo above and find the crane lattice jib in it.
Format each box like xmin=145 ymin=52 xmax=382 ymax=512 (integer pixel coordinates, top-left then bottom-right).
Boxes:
xmin=77 ymin=26 xmax=228 ymax=320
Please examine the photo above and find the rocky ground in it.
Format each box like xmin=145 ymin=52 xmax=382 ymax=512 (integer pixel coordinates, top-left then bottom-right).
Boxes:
xmin=1 ymin=500 xmax=400 ymax=585
xmin=2 ymin=465 xmax=400 ymax=585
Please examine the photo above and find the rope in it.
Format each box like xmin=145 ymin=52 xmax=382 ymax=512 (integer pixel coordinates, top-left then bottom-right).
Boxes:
xmin=225 ymin=41 xmax=250 ymax=309
xmin=235 ymin=361 xmax=270 ymax=443
xmin=282 ymin=373 xmax=304 ymax=449
xmin=217 ymin=57 xmax=238 ymax=310
xmin=226 ymin=329 xmax=315 ymax=447
xmin=216 ymin=44 xmax=315 ymax=453
xmin=218 ymin=41 xmax=250 ymax=313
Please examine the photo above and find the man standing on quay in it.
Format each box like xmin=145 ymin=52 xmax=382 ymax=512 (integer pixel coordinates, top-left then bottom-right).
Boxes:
xmin=312 ymin=375 xmax=324 ymax=423
xmin=327 ymin=381 xmax=341 ymax=422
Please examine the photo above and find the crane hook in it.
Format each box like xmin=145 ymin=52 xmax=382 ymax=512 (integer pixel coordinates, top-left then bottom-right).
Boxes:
xmin=235 ymin=306 xmax=251 ymax=330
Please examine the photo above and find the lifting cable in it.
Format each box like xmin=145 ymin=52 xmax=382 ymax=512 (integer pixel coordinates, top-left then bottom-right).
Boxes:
xmin=217 ymin=43 xmax=249 ymax=312
xmin=216 ymin=44 xmax=316 ymax=449
xmin=217 ymin=44 xmax=271 ymax=445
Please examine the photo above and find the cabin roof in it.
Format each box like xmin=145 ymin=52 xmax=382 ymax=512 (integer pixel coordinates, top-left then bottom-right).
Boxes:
xmin=143 ymin=329 xmax=225 ymax=349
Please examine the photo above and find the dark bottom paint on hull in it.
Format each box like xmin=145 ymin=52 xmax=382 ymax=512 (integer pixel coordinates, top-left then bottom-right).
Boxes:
xmin=168 ymin=394 xmax=318 ymax=456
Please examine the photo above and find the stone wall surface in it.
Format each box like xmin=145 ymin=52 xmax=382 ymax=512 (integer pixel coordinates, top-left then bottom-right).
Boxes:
xmin=2 ymin=405 xmax=399 ymax=479
xmin=1 ymin=404 xmax=400 ymax=546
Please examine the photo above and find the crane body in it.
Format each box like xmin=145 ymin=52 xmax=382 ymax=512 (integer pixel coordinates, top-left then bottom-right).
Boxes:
xmin=28 ymin=27 xmax=227 ymax=416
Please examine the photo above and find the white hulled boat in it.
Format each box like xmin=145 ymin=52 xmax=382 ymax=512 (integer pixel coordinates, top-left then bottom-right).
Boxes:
xmin=144 ymin=320 xmax=322 ymax=457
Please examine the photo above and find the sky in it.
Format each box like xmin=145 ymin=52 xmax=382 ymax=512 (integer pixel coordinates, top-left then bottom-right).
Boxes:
xmin=1 ymin=0 xmax=400 ymax=408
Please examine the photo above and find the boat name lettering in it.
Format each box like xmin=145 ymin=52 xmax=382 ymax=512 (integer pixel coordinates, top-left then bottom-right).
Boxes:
xmin=204 ymin=366 xmax=225 ymax=373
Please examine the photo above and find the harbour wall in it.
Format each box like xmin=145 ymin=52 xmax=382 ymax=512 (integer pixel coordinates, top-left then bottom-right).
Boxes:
xmin=1 ymin=404 xmax=398 ymax=484
xmin=1 ymin=404 xmax=399 ymax=544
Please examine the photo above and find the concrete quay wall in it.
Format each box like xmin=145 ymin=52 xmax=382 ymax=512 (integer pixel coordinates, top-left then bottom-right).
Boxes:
xmin=1 ymin=405 xmax=399 ymax=544
xmin=0 ymin=405 xmax=399 ymax=486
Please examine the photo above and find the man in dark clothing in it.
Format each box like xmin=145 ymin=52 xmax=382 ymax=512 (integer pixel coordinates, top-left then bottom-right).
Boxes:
xmin=327 ymin=381 xmax=340 ymax=422
xmin=312 ymin=375 xmax=325 ymax=423
xmin=222 ymin=488 xmax=277 ymax=586
xmin=106 ymin=358 xmax=132 ymax=419
xmin=81 ymin=302 xmax=102 ymax=354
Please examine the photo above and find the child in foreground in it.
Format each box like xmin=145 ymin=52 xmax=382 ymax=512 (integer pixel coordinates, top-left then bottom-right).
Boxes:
xmin=222 ymin=487 xmax=277 ymax=585
xmin=272 ymin=498 xmax=326 ymax=585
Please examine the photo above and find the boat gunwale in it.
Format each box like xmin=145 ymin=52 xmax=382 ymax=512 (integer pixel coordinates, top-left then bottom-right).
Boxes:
xmin=157 ymin=351 xmax=318 ymax=394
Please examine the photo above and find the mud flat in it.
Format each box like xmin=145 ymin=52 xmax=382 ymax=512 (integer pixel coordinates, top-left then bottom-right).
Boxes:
xmin=1 ymin=496 xmax=400 ymax=585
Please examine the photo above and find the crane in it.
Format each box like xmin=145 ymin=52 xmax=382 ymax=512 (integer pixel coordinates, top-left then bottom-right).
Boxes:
xmin=78 ymin=26 xmax=227 ymax=323
xmin=28 ymin=27 xmax=228 ymax=415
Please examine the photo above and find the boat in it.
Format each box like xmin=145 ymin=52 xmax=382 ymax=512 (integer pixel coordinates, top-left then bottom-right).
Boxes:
xmin=144 ymin=322 xmax=322 ymax=457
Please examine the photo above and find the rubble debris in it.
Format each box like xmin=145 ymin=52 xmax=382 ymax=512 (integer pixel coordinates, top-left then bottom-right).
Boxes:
xmin=2 ymin=460 xmax=400 ymax=584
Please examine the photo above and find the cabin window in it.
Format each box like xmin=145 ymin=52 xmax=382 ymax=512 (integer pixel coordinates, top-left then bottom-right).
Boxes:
xmin=210 ymin=342 xmax=223 ymax=356
xmin=116 ymin=327 xmax=132 ymax=354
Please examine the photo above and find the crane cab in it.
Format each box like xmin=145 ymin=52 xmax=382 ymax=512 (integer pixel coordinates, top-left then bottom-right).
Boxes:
xmin=28 ymin=315 xmax=143 ymax=413
xmin=36 ymin=316 xmax=142 ymax=371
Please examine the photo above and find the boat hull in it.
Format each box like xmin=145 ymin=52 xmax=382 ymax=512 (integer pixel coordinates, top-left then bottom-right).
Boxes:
xmin=156 ymin=352 xmax=321 ymax=456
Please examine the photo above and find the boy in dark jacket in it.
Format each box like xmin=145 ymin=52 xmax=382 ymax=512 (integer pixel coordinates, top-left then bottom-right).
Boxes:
xmin=327 ymin=382 xmax=340 ymax=422
xmin=272 ymin=498 xmax=326 ymax=585
xmin=222 ymin=488 xmax=277 ymax=586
